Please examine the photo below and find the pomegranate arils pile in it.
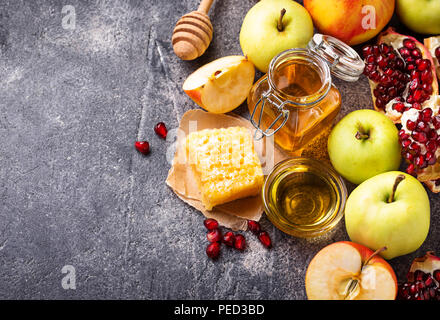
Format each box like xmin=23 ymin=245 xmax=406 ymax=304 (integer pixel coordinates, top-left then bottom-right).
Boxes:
xmin=397 ymin=252 xmax=440 ymax=300
xmin=202 ymin=219 xmax=272 ymax=260
xmin=400 ymin=108 xmax=439 ymax=175
xmin=362 ymin=38 xmax=433 ymax=112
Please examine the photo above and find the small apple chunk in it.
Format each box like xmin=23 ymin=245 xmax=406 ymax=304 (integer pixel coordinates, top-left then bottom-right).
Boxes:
xmin=182 ymin=56 xmax=255 ymax=114
xmin=305 ymin=242 xmax=397 ymax=300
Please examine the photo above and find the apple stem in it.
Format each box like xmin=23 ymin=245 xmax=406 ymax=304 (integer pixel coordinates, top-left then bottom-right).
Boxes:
xmin=363 ymin=246 xmax=387 ymax=267
xmin=387 ymin=174 xmax=405 ymax=203
xmin=355 ymin=131 xmax=369 ymax=140
xmin=277 ymin=8 xmax=286 ymax=32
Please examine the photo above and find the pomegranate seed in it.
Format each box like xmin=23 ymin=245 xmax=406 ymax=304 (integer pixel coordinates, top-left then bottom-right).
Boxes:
xmin=399 ymin=47 xmax=410 ymax=57
xmin=433 ymin=116 xmax=440 ymax=129
xmin=416 ymin=121 xmax=430 ymax=133
xmin=406 ymin=64 xmax=416 ymax=72
xmin=424 ymin=275 xmax=434 ymax=287
xmin=222 ymin=231 xmax=235 ymax=247
xmin=380 ymin=43 xmax=390 ymax=54
xmin=206 ymin=242 xmax=220 ymax=259
xmin=435 ymin=46 xmax=440 ymax=60
xmin=247 ymin=220 xmax=261 ymax=234
xmin=207 ymin=229 xmax=222 ymax=243
xmin=416 ymin=155 xmax=427 ymax=168
xmin=428 ymin=129 xmax=438 ymax=140
xmin=421 ymin=69 xmax=433 ymax=83
xmin=404 ymin=152 xmax=414 ymax=162
xmin=407 ymin=163 xmax=416 ymax=175
xmin=410 ymin=70 xmax=420 ymax=80
xmin=411 ymin=48 xmax=421 ymax=58
xmin=413 ymin=89 xmax=423 ymax=102
xmin=258 ymin=231 xmax=272 ymax=249
xmin=406 ymin=120 xmax=416 ymax=131
xmin=234 ymin=234 xmax=246 ymax=251
xmin=204 ymin=218 xmax=219 ymax=230
xmin=412 ymin=102 xmax=422 ymax=110
xmin=422 ymin=108 xmax=433 ymax=121
xmin=399 ymin=129 xmax=410 ymax=140
xmin=422 ymin=83 xmax=433 ymax=94
xmin=433 ymin=270 xmax=440 ymax=282
xmin=426 ymin=152 xmax=437 ymax=165
xmin=409 ymin=78 xmax=420 ymax=91
xmin=154 ymin=122 xmax=167 ymax=139
xmin=417 ymin=59 xmax=430 ymax=71
xmin=134 ymin=141 xmax=150 ymax=155
xmin=393 ymin=102 xmax=405 ymax=113
xmin=362 ymin=45 xmax=373 ymax=57
xmin=413 ymin=131 xmax=428 ymax=143
xmin=403 ymin=38 xmax=416 ymax=49
xmin=410 ymin=142 xmax=421 ymax=154
xmin=426 ymin=140 xmax=437 ymax=152
xmin=401 ymin=139 xmax=411 ymax=148
xmin=372 ymin=45 xmax=380 ymax=55
xmin=376 ymin=55 xmax=387 ymax=68
xmin=366 ymin=55 xmax=375 ymax=64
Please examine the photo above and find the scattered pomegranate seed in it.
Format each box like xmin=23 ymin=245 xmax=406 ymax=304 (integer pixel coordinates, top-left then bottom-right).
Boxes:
xmin=206 ymin=242 xmax=220 ymax=259
xmin=134 ymin=141 xmax=150 ymax=155
xmin=406 ymin=163 xmax=416 ymax=175
xmin=234 ymin=234 xmax=246 ymax=251
xmin=207 ymin=229 xmax=222 ymax=243
xmin=258 ymin=231 xmax=272 ymax=249
xmin=154 ymin=122 xmax=168 ymax=139
xmin=247 ymin=220 xmax=261 ymax=234
xmin=204 ymin=218 xmax=219 ymax=231
xmin=222 ymin=231 xmax=235 ymax=247
xmin=435 ymin=46 xmax=440 ymax=60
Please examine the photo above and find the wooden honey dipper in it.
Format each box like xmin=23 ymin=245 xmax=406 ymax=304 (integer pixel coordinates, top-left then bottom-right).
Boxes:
xmin=172 ymin=0 xmax=214 ymax=60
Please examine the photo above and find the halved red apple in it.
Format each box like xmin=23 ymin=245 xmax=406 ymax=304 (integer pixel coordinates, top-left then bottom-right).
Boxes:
xmin=305 ymin=242 xmax=397 ymax=300
xmin=183 ymin=56 xmax=255 ymax=114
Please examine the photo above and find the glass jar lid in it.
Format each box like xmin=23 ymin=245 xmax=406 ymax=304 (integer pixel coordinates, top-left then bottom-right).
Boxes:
xmin=307 ymin=34 xmax=365 ymax=82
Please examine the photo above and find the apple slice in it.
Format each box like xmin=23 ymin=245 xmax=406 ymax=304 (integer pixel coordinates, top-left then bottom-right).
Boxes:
xmin=305 ymin=242 xmax=397 ymax=300
xmin=183 ymin=56 xmax=255 ymax=114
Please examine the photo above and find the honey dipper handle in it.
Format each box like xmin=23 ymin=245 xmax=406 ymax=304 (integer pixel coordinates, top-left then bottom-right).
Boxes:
xmin=197 ymin=0 xmax=214 ymax=14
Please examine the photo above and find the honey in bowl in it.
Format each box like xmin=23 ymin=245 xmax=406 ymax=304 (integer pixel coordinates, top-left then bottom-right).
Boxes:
xmin=263 ymin=158 xmax=347 ymax=238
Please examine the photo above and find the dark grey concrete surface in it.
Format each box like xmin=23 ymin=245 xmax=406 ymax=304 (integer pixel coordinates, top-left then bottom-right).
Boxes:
xmin=0 ymin=0 xmax=439 ymax=300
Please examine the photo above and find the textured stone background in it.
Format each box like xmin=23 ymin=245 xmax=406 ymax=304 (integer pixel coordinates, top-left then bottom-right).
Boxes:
xmin=0 ymin=0 xmax=439 ymax=299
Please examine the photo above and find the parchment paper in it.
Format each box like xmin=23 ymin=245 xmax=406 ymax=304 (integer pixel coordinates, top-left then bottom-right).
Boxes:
xmin=166 ymin=109 xmax=289 ymax=230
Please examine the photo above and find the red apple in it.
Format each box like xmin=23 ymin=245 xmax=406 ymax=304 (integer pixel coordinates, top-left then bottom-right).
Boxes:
xmin=183 ymin=56 xmax=255 ymax=114
xmin=304 ymin=0 xmax=395 ymax=45
xmin=305 ymin=241 xmax=397 ymax=300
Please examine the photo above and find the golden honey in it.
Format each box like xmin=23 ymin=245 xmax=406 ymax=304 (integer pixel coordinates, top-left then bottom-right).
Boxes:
xmin=248 ymin=49 xmax=341 ymax=155
xmin=263 ymin=158 xmax=347 ymax=238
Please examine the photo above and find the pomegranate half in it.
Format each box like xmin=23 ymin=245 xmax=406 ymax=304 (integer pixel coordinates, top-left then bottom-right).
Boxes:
xmin=362 ymin=28 xmax=438 ymax=124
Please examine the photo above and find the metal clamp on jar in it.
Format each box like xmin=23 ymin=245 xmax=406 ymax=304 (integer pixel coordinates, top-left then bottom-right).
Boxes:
xmin=248 ymin=34 xmax=365 ymax=155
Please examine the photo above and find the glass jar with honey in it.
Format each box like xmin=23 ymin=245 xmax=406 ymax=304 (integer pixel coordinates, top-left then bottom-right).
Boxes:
xmin=248 ymin=34 xmax=365 ymax=155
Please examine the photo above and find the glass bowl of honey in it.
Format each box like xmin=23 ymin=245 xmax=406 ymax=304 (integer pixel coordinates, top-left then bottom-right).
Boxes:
xmin=262 ymin=158 xmax=347 ymax=238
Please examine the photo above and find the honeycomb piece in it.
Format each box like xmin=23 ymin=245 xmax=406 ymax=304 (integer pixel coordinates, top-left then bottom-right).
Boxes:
xmin=185 ymin=127 xmax=264 ymax=210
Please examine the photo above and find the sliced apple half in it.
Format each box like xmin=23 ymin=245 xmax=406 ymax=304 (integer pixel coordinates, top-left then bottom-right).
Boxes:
xmin=183 ymin=56 xmax=255 ymax=114
xmin=305 ymin=242 xmax=397 ymax=300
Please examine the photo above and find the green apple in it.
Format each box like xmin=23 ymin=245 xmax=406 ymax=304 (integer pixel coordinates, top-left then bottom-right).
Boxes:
xmin=239 ymin=0 xmax=313 ymax=73
xmin=328 ymin=109 xmax=401 ymax=185
xmin=396 ymin=0 xmax=440 ymax=34
xmin=345 ymin=171 xmax=430 ymax=260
